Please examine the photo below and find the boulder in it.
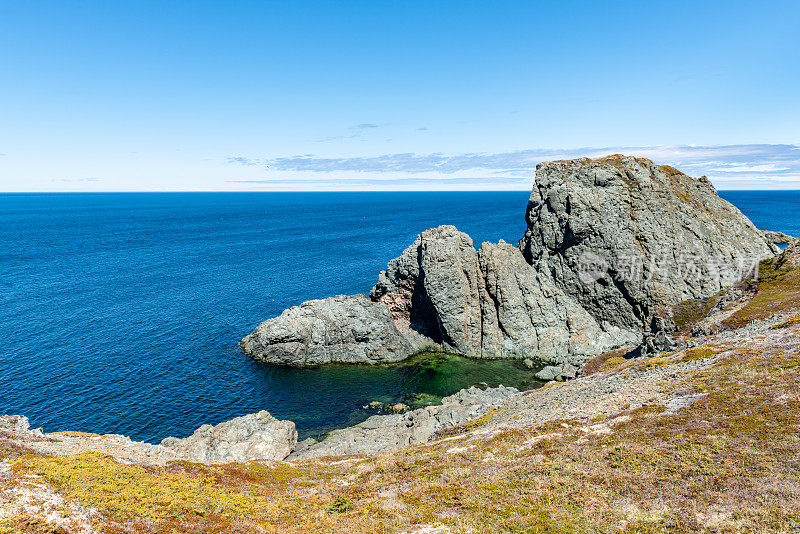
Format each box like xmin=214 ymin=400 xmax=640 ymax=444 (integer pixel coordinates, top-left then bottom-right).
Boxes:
xmin=161 ymin=410 xmax=297 ymax=462
xmin=535 ymin=365 xmax=562 ymax=381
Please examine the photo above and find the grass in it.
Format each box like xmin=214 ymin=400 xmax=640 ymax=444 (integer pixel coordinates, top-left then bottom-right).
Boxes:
xmin=670 ymin=294 xmax=719 ymax=334
xmin=0 ymin=517 xmax=68 ymax=534
xmin=724 ymin=268 xmax=800 ymax=329
xmin=11 ymin=337 xmax=800 ymax=533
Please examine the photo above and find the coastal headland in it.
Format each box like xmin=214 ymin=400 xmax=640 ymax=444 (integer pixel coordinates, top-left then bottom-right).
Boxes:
xmin=3 ymin=156 xmax=800 ymax=533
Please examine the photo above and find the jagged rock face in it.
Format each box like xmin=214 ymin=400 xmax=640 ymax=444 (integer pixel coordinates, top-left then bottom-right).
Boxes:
xmin=520 ymin=156 xmax=774 ymax=330
xmin=371 ymin=226 xmax=483 ymax=352
xmin=370 ymin=226 xmax=626 ymax=362
xmin=240 ymin=294 xmax=429 ymax=365
xmin=477 ymin=241 xmax=633 ymax=361
xmin=161 ymin=410 xmax=297 ymax=462
xmin=762 ymin=230 xmax=798 ymax=249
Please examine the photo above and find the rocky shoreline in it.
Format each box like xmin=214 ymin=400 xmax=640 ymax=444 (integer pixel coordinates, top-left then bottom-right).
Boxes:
xmin=7 ymin=155 xmax=797 ymax=466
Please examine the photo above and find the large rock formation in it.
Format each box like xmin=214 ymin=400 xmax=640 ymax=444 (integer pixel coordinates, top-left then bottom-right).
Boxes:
xmin=242 ymin=155 xmax=779 ymax=367
xmin=519 ymin=156 xmax=775 ymax=331
xmin=161 ymin=411 xmax=297 ymax=462
xmin=370 ymin=227 xmax=631 ymax=363
xmin=241 ymin=294 xmax=430 ymax=365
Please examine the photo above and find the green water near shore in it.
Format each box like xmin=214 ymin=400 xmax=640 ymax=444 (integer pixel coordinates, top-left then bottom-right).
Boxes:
xmin=265 ymin=352 xmax=546 ymax=439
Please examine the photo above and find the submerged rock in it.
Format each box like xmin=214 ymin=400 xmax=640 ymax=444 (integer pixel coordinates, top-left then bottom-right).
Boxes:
xmin=161 ymin=410 xmax=297 ymax=462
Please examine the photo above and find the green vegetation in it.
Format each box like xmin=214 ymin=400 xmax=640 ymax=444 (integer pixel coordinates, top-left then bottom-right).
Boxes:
xmin=681 ymin=345 xmax=723 ymax=362
xmin=724 ymin=256 xmax=800 ymax=329
xmin=671 ymin=294 xmax=719 ymax=333
xmin=325 ymin=496 xmax=351 ymax=514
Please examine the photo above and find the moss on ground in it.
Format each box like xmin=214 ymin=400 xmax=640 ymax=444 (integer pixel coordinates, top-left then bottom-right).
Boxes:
xmin=671 ymin=295 xmax=719 ymax=333
xmin=681 ymin=345 xmax=723 ymax=362
xmin=724 ymin=269 xmax=800 ymax=329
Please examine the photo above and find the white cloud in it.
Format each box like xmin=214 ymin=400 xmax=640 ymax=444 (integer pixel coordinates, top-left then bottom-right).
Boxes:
xmin=226 ymin=144 xmax=800 ymax=189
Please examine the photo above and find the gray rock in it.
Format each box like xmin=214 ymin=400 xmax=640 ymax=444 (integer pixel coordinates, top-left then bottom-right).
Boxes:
xmin=290 ymin=385 xmax=519 ymax=459
xmin=560 ymin=363 xmax=579 ymax=379
xmin=371 ymin=227 xmax=628 ymax=364
xmin=783 ymin=240 xmax=800 ymax=269
xmin=762 ymin=230 xmax=799 ymax=247
xmin=243 ymin=155 xmax=776 ymax=368
xmin=241 ymin=294 xmax=430 ymax=365
xmin=161 ymin=410 xmax=297 ymax=462
xmin=535 ymin=365 xmax=562 ymax=381
xmin=476 ymin=241 xmax=628 ymax=363
xmin=0 ymin=414 xmax=31 ymax=434
xmin=519 ymin=156 xmax=775 ymax=332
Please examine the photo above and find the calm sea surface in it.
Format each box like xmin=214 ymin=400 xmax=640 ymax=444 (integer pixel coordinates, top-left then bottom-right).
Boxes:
xmin=1 ymin=191 xmax=798 ymax=442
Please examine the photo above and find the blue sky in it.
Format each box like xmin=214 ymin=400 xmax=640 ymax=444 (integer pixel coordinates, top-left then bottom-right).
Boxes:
xmin=1 ymin=1 xmax=798 ymax=191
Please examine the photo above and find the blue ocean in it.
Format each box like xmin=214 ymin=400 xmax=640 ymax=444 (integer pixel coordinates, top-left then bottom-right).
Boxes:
xmin=1 ymin=191 xmax=798 ymax=442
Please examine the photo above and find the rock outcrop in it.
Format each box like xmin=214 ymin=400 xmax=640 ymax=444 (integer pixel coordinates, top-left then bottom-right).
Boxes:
xmin=290 ymin=385 xmax=520 ymax=459
xmin=784 ymin=240 xmax=800 ymax=269
xmin=243 ymin=155 xmax=780 ymax=367
xmin=241 ymin=295 xmax=430 ymax=365
xmin=370 ymin=227 xmax=628 ymax=363
xmin=519 ymin=156 xmax=775 ymax=331
xmin=161 ymin=411 xmax=297 ymax=462
xmin=762 ymin=230 xmax=799 ymax=248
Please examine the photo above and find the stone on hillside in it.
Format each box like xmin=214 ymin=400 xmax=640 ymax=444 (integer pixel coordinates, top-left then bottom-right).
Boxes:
xmin=161 ymin=410 xmax=297 ymax=462
xmin=291 ymin=385 xmax=520 ymax=459
xmin=535 ymin=365 xmax=562 ymax=381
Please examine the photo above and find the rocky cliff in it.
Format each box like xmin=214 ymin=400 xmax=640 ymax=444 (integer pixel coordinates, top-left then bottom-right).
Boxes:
xmin=242 ymin=155 xmax=777 ymax=366
xmin=519 ymin=155 xmax=775 ymax=332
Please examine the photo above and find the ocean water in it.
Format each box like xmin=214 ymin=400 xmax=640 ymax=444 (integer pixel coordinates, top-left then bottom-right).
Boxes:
xmin=1 ymin=190 xmax=797 ymax=443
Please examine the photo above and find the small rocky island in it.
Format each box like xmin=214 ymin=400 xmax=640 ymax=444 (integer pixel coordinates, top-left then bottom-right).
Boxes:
xmin=241 ymin=155 xmax=779 ymax=372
